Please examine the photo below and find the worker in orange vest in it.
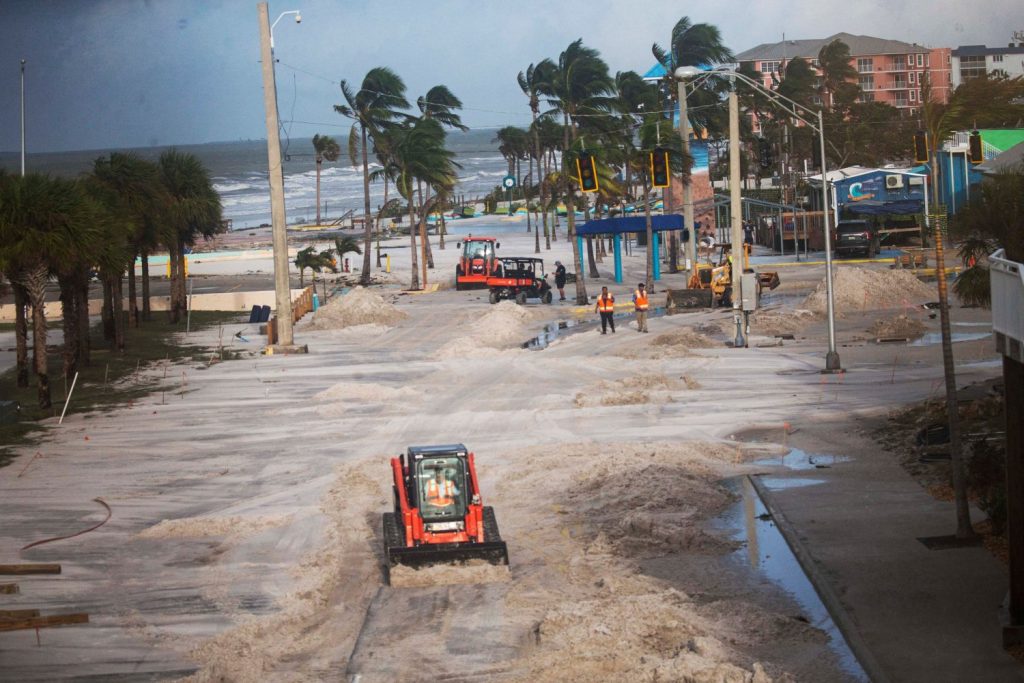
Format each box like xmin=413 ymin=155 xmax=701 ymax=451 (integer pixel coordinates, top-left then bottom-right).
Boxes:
xmin=595 ymin=286 xmax=616 ymax=334
xmin=632 ymin=282 xmax=649 ymax=333
xmin=425 ymin=469 xmax=458 ymax=507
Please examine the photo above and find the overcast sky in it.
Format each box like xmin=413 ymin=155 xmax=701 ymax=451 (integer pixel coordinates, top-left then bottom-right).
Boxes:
xmin=0 ymin=0 xmax=1019 ymax=153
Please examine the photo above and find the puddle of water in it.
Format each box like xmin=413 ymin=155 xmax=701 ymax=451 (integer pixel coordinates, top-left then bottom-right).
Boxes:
xmin=523 ymin=306 xmax=673 ymax=350
xmin=909 ymin=331 xmax=991 ymax=346
xmin=753 ymin=447 xmax=850 ymax=471
xmin=958 ymin=358 xmax=1002 ymax=369
xmin=758 ymin=476 xmax=828 ymax=490
xmin=718 ymin=478 xmax=869 ymax=681
xmin=953 ymin=322 xmax=991 ymax=327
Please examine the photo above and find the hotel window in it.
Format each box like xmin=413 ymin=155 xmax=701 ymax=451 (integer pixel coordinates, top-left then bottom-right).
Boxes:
xmin=908 ymin=54 xmax=914 ymax=65
xmin=926 ymin=54 xmax=930 ymax=67
xmin=908 ymin=71 xmax=915 ymax=84
xmin=910 ymin=89 xmax=916 ymax=102
xmin=857 ymin=57 xmax=873 ymax=73
xmin=859 ymin=74 xmax=874 ymax=90
xmin=859 ymin=92 xmax=875 ymax=103
xmin=959 ymin=55 xmax=987 ymax=81
xmin=761 ymin=61 xmax=780 ymax=74
xmin=917 ymin=54 xmax=924 ymax=67
xmin=993 ymin=54 xmax=1004 ymax=62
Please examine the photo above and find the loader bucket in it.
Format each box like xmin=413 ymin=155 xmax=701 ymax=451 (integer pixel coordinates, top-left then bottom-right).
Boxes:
xmin=758 ymin=272 xmax=781 ymax=290
xmin=387 ymin=540 xmax=510 ymax=571
xmin=666 ymin=288 xmax=714 ymax=309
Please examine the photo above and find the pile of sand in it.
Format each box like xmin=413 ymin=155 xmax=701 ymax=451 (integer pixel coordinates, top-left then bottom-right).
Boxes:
xmin=435 ymin=300 xmax=535 ymax=358
xmin=138 ymin=514 xmax=291 ymax=540
xmin=615 ymin=326 xmax=716 ymax=360
xmin=869 ymin=314 xmax=928 ymax=339
xmin=314 ymin=381 xmax=419 ymax=417
xmin=750 ymin=309 xmax=818 ymax=336
xmin=803 ymin=266 xmax=935 ymax=314
xmin=388 ymin=560 xmax=511 ymax=588
xmin=308 ymin=287 xmax=407 ymax=330
xmin=574 ymin=373 xmax=700 ymax=407
xmin=652 ymin=327 xmax=717 ymax=348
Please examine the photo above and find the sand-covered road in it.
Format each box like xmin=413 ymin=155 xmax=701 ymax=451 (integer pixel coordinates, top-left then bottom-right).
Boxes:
xmin=0 ymin=225 xmax=1004 ymax=681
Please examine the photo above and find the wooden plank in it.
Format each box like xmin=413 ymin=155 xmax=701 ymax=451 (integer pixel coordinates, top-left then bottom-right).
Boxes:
xmin=0 ymin=609 xmax=41 ymax=619
xmin=0 ymin=613 xmax=88 ymax=632
xmin=0 ymin=583 xmax=19 ymax=594
xmin=0 ymin=564 xmax=61 ymax=575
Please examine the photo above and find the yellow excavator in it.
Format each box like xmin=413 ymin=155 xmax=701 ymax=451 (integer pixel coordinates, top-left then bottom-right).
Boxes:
xmin=674 ymin=243 xmax=779 ymax=308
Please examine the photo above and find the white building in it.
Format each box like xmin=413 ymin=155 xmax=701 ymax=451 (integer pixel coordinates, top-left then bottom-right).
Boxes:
xmin=951 ymin=42 xmax=1024 ymax=88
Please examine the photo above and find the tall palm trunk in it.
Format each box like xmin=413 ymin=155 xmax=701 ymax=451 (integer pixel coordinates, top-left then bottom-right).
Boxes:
xmin=112 ymin=272 xmax=126 ymax=352
xmin=141 ymin=248 xmax=152 ymax=321
xmin=58 ymin=273 xmax=79 ymax=381
xmin=176 ymin=245 xmax=188 ymax=322
xmin=422 ymin=190 xmax=435 ymax=269
xmin=13 ymin=282 xmax=29 ymax=388
xmin=360 ymin=124 xmax=374 ymax=284
xmin=128 ymin=249 xmax=139 ymax=327
xmin=76 ymin=273 xmax=91 ymax=368
xmin=22 ymin=263 xmax=51 ymax=409
xmin=167 ymin=241 xmax=181 ymax=323
xmin=408 ymin=198 xmax=420 ymax=290
xmin=315 ymin=157 xmax=323 ymax=225
xmin=101 ymin=278 xmax=115 ymax=341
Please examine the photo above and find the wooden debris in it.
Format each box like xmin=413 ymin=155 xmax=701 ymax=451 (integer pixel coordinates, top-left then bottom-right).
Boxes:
xmin=0 ymin=583 xmax=19 ymax=594
xmin=0 ymin=613 xmax=89 ymax=632
xmin=0 ymin=564 xmax=61 ymax=575
xmin=0 ymin=609 xmax=40 ymax=619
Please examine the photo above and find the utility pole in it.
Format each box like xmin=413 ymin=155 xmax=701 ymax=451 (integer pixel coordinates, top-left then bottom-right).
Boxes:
xmin=20 ymin=59 xmax=26 ymax=176
xmin=677 ymin=78 xmax=696 ymax=277
xmin=819 ymin=109 xmax=840 ymax=371
xmin=729 ymin=80 xmax=744 ymax=348
xmin=257 ymin=2 xmax=295 ymax=349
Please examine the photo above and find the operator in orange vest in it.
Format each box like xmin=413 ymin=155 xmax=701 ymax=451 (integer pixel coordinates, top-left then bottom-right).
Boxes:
xmin=632 ymin=282 xmax=649 ymax=333
xmin=595 ymin=286 xmax=616 ymax=334
xmin=425 ymin=469 xmax=458 ymax=507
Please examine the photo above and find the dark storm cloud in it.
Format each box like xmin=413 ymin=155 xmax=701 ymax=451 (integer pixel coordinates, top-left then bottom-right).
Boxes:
xmin=0 ymin=0 xmax=1018 ymax=153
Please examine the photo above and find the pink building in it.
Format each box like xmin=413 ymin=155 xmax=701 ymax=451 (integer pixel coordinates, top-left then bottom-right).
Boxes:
xmin=736 ymin=32 xmax=951 ymax=122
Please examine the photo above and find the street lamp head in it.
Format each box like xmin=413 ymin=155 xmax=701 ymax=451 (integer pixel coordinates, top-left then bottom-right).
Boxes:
xmin=295 ymin=12 xmax=301 ymax=23
xmin=674 ymin=66 xmax=702 ymax=80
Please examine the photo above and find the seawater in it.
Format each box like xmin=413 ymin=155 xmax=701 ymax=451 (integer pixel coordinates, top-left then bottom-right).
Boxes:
xmin=0 ymin=130 xmax=509 ymax=231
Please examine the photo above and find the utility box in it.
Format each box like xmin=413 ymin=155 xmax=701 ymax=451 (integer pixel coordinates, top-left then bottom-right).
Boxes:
xmin=0 ymin=400 xmax=21 ymax=425
xmin=741 ymin=272 xmax=758 ymax=312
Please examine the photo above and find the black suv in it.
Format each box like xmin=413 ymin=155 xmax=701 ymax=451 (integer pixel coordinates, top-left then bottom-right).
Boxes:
xmin=834 ymin=220 xmax=878 ymax=258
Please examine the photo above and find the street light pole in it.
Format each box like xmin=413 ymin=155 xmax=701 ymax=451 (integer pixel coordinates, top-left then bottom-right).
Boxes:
xmin=728 ymin=79 xmax=745 ymax=348
xmin=818 ymin=109 xmax=840 ymax=371
xmin=257 ymin=3 xmax=298 ymax=349
xmin=676 ymin=78 xmax=696 ymax=277
xmin=20 ymin=59 xmax=26 ymax=176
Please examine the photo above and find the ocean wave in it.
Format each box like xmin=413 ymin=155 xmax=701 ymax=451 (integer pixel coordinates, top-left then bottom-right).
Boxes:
xmin=214 ymin=182 xmax=256 ymax=192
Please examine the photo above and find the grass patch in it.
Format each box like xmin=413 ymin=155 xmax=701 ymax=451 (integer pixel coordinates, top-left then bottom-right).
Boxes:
xmin=0 ymin=310 xmax=246 ymax=466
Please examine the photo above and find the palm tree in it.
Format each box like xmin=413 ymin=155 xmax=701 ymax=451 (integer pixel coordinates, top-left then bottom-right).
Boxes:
xmin=312 ymin=134 xmax=341 ymax=226
xmin=519 ymin=60 xmax=556 ymax=253
xmin=418 ymin=85 xmax=468 ymax=252
xmin=539 ymin=39 xmax=615 ymax=304
xmin=294 ymin=246 xmax=337 ymax=287
xmin=334 ymin=234 xmax=363 ymax=274
xmin=374 ymin=119 xmax=457 ymax=289
xmin=335 ymin=67 xmax=410 ymax=285
xmin=158 ymin=150 xmax=223 ymax=324
xmin=652 ymin=16 xmax=734 ymax=270
xmin=0 ymin=174 xmax=100 ymax=408
xmin=818 ymin=39 xmax=859 ymax=111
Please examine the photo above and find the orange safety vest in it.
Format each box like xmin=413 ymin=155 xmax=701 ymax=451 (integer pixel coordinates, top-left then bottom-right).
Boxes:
xmin=597 ymin=294 xmax=615 ymax=312
xmin=426 ymin=479 xmax=455 ymax=506
xmin=634 ymin=289 xmax=649 ymax=311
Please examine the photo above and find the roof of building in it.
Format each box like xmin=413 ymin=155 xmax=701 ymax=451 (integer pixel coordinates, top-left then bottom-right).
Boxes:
xmin=736 ymin=32 xmax=937 ymax=62
xmin=977 ymin=141 xmax=1024 ymax=175
xmin=807 ymin=166 xmax=925 ymax=184
xmin=953 ymin=44 xmax=1024 ymax=57
xmin=979 ymin=129 xmax=1024 ymax=154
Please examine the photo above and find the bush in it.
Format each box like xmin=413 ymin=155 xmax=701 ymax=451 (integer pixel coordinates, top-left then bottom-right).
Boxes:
xmin=967 ymin=437 xmax=1007 ymax=535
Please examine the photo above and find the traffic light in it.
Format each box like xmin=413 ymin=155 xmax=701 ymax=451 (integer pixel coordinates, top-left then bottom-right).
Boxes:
xmin=650 ymin=148 xmax=670 ymax=188
xmin=969 ymin=130 xmax=984 ymax=164
xmin=913 ymin=130 xmax=929 ymax=163
xmin=758 ymin=138 xmax=774 ymax=169
xmin=575 ymin=152 xmax=599 ymax=192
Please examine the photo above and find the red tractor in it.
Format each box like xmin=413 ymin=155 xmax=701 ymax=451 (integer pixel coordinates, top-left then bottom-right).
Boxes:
xmin=384 ymin=444 xmax=509 ymax=579
xmin=455 ymin=237 xmax=501 ymax=290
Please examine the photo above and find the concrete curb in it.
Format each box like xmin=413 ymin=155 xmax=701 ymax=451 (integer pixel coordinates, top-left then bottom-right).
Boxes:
xmin=748 ymin=475 xmax=892 ymax=683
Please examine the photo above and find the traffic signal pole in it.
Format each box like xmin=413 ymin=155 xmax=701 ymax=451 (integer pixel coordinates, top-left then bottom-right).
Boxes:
xmin=677 ymin=79 xmax=696 ymax=278
xmin=729 ymin=81 xmax=745 ymax=349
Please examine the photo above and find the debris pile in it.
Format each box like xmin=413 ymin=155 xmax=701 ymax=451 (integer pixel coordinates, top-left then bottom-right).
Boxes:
xmin=803 ymin=266 xmax=934 ymax=314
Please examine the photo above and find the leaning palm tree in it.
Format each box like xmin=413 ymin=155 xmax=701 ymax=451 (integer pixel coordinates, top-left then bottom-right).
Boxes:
xmin=0 ymin=174 xmax=100 ymax=408
xmin=335 ymin=67 xmax=410 ymax=284
xmin=519 ymin=60 xmax=556 ymax=254
xmin=312 ymin=134 xmax=341 ymax=226
xmin=334 ymin=234 xmax=363 ymax=274
xmin=817 ymin=39 xmax=859 ymax=111
xmin=294 ymin=246 xmax=336 ymax=287
xmin=158 ymin=150 xmax=223 ymax=323
xmin=374 ymin=119 xmax=457 ymax=289
xmin=417 ymin=85 xmax=467 ymax=258
xmin=539 ymin=39 xmax=615 ymax=304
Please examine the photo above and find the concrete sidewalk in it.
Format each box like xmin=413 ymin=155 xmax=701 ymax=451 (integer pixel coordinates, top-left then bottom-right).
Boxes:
xmin=768 ymin=419 xmax=1022 ymax=683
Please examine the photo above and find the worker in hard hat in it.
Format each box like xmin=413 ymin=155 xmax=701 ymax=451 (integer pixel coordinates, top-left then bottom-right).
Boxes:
xmin=425 ymin=469 xmax=458 ymax=507
xmin=632 ymin=282 xmax=649 ymax=333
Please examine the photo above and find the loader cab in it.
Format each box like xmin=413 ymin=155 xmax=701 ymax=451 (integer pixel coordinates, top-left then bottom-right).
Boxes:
xmin=405 ymin=445 xmax=471 ymax=527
